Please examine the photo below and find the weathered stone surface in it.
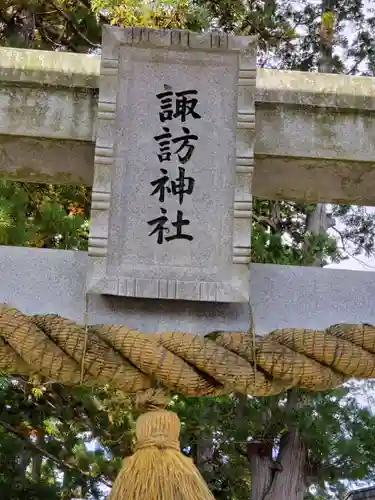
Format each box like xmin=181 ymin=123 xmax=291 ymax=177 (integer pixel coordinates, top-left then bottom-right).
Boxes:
xmin=253 ymin=69 xmax=375 ymax=204
xmin=254 ymin=106 xmax=375 ymax=204
xmin=0 ymin=135 xmax=94 ymax=184
xmin=2 ymin=245 xmax=375 ymax=335
xmin=0 ymin=81 xmax=96 ymax=141
xmin=256 ymin=68 xmax=375 ymax=110
xmin=87 ymin=27 xmax=256 ymax=302
xmin=0 ymin=47 xmax=375 ymax=205
xmin=0 ymin=46 xmax=99 ymax=88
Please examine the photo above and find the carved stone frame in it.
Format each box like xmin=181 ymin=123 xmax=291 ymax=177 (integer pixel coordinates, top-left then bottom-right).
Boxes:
xmin=87 ymin=26 xmax=257 ymax=302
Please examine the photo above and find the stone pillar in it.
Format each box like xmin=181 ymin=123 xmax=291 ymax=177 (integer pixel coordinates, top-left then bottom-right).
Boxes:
xmin=88 ymin=26 xmax=257 ymax=303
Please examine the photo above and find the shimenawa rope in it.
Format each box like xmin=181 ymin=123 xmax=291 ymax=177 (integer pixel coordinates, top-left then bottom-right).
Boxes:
xmin=1 ymin=303 xmax=373 ymax=499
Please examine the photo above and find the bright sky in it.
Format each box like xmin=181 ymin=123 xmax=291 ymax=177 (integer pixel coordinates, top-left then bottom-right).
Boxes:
xmin=326 ymin=207 xmax=375 ymax=272
xmin=327 ymin=252 xmax=375 ymax=272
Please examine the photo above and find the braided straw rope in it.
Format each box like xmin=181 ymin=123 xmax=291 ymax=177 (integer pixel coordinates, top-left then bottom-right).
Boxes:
xmin=0 ymin=304 xmax=374 ymax=395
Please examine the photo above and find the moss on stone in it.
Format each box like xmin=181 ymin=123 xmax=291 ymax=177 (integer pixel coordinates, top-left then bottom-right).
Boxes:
xmin=0 ymin=47 xmax=100 ymax=89
xmin=257 ymin=68 xmax=375 ymax=111
xmin=0 ymin=167 xmax=88 ymax=185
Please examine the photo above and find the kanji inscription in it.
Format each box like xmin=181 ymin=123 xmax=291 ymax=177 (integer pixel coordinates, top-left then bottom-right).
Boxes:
xmin=148 ymin=85 xmax=201 ymax=245
xmin=88 ymin=26 xmax=256 ymax=302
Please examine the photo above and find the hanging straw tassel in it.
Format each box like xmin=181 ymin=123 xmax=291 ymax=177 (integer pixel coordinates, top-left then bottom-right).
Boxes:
xmin=109 ymin=391 xmax=215 ymax=500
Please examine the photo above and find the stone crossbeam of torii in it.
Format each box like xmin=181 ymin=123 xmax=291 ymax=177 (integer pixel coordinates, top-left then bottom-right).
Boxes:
xmin=1 ymin=25 xmax=375 ymax=335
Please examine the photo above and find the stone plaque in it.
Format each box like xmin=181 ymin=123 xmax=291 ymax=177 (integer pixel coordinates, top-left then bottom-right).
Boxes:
xmin=87 ymin=26 xmax=256 ymax=302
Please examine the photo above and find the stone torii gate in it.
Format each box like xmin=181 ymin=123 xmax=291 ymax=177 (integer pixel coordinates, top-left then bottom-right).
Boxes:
xmin=2 ymin=24 xmax=375 ymax=500
xmin=0 ymin=25 xmax=375 ymax=335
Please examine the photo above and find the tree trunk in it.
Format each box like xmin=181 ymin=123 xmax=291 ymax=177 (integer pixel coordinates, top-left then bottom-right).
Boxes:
xmin=247 ymin=441 xmax=273 ymax=500
xmin=31 ymin=452 xmax=42 ymax=481
xmin=248 ymin=430 xmax=308 ymax=500
xmin=19 ymin=448 xmax=30 ymax=476
xmin=193 ymin=400 xmax=216 ymax=483
xmin=262 ymin=430 xmax=307 ymax=500
xmin=305 ymin=203 xmax=335 ymax=266
xmin=31 ymin=427 xmax=44 ymax=481
xmin=319 ymin=0 xmax=336 ymax=74
xmin=196 ymin=435 xmax=215 ymax=476
xmin=248 ymin=391 xmax=308 ymax=500
xmin=305 ymin=204 xmax=335 ymax=235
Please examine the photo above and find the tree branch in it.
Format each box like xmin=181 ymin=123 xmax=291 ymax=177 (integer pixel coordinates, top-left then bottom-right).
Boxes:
xmin=78 ymin=0 xmax=109 ymax=24
xmin=34 ymin=14 xmax=79 ymax=52
xmin=47 ymin=0 xmax=100 ymax=48
xmin=332 ymin=226 xmax=375 ymax=270
xmin=0 ymin=417 xmax=112 ymax=488
xmin=235 ymin=442 xmax=248 ymax=458
xmin=252 ymin=214 xmax=277 ymax=230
